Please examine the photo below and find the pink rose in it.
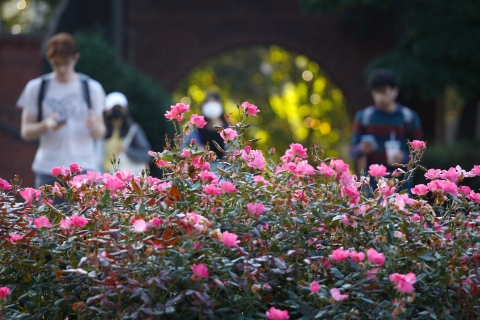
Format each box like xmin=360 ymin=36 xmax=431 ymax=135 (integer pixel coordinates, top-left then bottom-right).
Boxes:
xmin=330 ymin=288 xmax=349 ymax=301
xmin=266 ymin=307 xmax=290 ymax=320
xmin=191 ymin=263 xmax=209 ymax=278
xmin=425 ymin=169 xmax=441 ymax=180
xmin=280 ymin=143 xmax=308 ymax=162
xmin=310 ymin=281 xmax=321 ymax=293
xmin=51 ymin=166 xmax=69 ymax=178
xmin=366 ymin=248 xmax=385 ymax=266
xmin=330 ymin=248 xmax=350 ymax=261
xmin=349 ymin=251 xmax=365 ymax=263
xmin=241 ymin=101 xmax=260 ymax=116
xmin=368 ymin=164 xmax=388 ymax=178
xmin=198 ymin=171 xmax=219 ymax=184
xmin=203 ymin=184 xmax=222 ymax=196
xmin=165 ymin=103 xmax=190 ymax=122
xmin=411 ymin=140 xmax=426 ymax=151
xmin=102 ymin=173 xmax=125 ymax=194
xmin=317 ymin=163 xmax=335 ymax=177
xmin=187 ymin=114 xmax=207 ymax=129
xmin=34 ymin=216 xmax=53 ymax=229
xmin=0 ymin=178 xmax=11 ymax=191
xmin=219 ymin=181 xmax=238 ymax=193
xmin=19 ymin=187 xmax=41 ymax=207
xmin=411 ymin=184 xmax=428 ymax=196
xmin=7 ymin=233 xmax=24 ymax=244
xmin=150 ymin=217 xmax=162 ymax=227
xmin=221 ymin=231 xmax=239 ymax=247
xmin=131 ymin=219 xmax=148 ymax=233
xmin=247 ymin=202 xmax=265 ymax=216
xmin=470 ymin=165 xmax=480 ymax=177
xmin=69 ymin=163 xmax=82 ymax=173
xmin=220 ymin=128 xmax=237 ymax=141
xmin=0 ymin=286 xmax=10 ymax=299
xmin=389 ymin=272 xmax=416 ymax=293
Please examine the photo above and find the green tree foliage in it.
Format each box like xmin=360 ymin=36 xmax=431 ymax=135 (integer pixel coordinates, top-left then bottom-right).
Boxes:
xmin=173 ymin=46 xmax=351 ymax=160
xmin=298 ymin=0 xmax=480 ymax=101
xmin=74 ymin=33 xmax=174 ymax=177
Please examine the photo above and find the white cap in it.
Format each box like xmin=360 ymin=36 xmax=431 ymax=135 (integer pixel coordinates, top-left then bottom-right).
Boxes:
xmin=105 ymin=92 xmax=128 ymax=110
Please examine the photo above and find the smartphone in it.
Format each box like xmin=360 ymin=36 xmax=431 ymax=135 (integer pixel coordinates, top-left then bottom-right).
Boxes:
xmin=56 ymin=117 xmax=67 ymax=125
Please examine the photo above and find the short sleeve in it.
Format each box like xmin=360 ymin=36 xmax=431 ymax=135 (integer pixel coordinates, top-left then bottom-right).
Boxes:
xmin=16 ymin=78 xmax=42 ymax=116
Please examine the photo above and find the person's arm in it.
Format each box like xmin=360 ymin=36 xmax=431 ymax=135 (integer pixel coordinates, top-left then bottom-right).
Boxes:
xmin=126 ymin=125 xmax=152 ymax=163
xmin=86 ymin=110 xmax=106 ymax=139
xmin=20 ymin=109 xmax=65 ymax=141
xmin=350 ymin=111 xmax=365 ymax=160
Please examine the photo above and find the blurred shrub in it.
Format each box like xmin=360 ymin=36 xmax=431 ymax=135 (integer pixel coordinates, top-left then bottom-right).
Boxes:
xmin=74 ymin=32 xmax=174 ymax=177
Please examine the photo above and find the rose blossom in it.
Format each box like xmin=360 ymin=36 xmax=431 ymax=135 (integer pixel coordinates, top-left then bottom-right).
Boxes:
xmin=7 ymin=233 xmax=24 ymax=244
xmin=0 ymin=178 xmax=11 ymax=191
xmin=187 ymin=114 xmax=207 ymax=128
xmin=220 ymin=128 xmax=237 ymax=141
xmin=0 ymin=286 xmax=10 ymax=299
xmin=221 ymin=231 xmax=239 ymax=247
xmin=366 ymin=248 xmax=385 ymax=265
xmin=247 ymin=202 xmax=265 ymax=215
xmin=219 ymin=181 xmax=238 ymax=193
xmin=330 ymin=248 xmax=350 ymax=261
xmin=34 ymin=216 xmax=53 ymax=229
xmin=411 ymin=140 xmax=426 ymax=151
xmin=191 ymin=263 xmax=209 ymax=279
xmin=411 ymin=184 xmax=428 ymax=196
xmin=266 ymin=307 xmax=290 ymax=320
xmin=241 ymin=101 xmax=260 ymax=116
xmin=368 ymin=164 xmax=388 ymax=178
xmin=330 ymin=288 xmax=349 ymax=301
xmin=389 ymin=272 xmax=416 ymax=293
xmin=19 ymin=187 xmax=42 ymax=207
xmin=131 ymin=219 xmax=148 ymax=233
xmin=310 ymin=281 xmax=321 ymax=293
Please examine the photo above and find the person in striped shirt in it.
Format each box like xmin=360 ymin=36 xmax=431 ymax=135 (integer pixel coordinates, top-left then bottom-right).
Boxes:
xmin=351 ymin=69 xmax=423 ymax=189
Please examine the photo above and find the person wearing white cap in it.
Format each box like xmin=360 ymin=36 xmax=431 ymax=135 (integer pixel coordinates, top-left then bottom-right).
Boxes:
xmin=103 ymin=92 xmax=151 ymax=174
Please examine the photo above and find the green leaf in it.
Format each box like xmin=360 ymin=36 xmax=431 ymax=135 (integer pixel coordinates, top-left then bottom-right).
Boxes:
xmin=330 ymin=267 xmax=344 ymax=279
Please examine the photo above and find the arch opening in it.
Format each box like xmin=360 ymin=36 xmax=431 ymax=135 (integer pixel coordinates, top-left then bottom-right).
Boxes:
xmin=173 ymin=45 xmax=352 ymax=161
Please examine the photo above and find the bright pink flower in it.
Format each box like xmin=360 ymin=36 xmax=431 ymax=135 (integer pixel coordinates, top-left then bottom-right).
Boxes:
xmin=0 ymin=286 xmax=10 ymax=299
xmin=296 ymin=161 xmax=315 ymax=176
xmin=115 ymin=169 xmax=134 ymax=182
xmin=470 ymin=165 xmax=480 ymax=176
xmin=280 ymin=143 xmax=308 ymax=162
xmin=132 ymin=219 xmax=148 ymax=233
xmin=411 ymin=140 xmax=426 ymax=151
xmin=247 ymin=202 xmax=265 ymax=215
xmin=266 ymin=307 xmax=290 ymax=320
xmin=51 ymin=166 xmax=69 ymax=178
xmin=155 ymin=159 xmax=172 ymax=168
xmin=253 ymin=176 xmax=271 ymax=186
xmin=367 ymin=267 xmax=379 ymax=280
xmin=467 ymin=191 xmax=480 ymax=203
xmin=427 ymin=180 xmax=443 ymax=193
xmin=198 ymin=170 xmax=219 ymax=184
xmin=341 ymin=185 xmax=359 ymax=204
xmin=154 ymin=181 xmax=172 ymax=193
xmin=150 ymin=217 xmax=162 ymax=227
xmin=85 ymin=171 xmax=102 ymax=184
xmin=317 ymin=163 xmax=335 ymax=177
xmin=203 ymin=184 xmax=222 ymax=196
xmin=191 ymin=263 xmax=209 ymax=278
xmin=222 ymin=231 xmax=239 ymax=247
xmin=103 ymin=173 xmax=124 ymax=194
xmin=247 ymin=150 xmax=266 ymax=170
xmin=34 ymin=216 xmax=53 ymax=229
xmin=310 ymin=281 xmax=321 ymax=293
xmin=330 ymin=288 xmax=349 ymax=301
xmin=349 ymin=251 xmax=365 ymax=263
xmin=165 ymin=103 xmax=190 ymax=122
xmin=367 ymin=248 xmax=385 ymax=265
xmin=339 ymin=172 xmax=355 ymax=186
xmin=219 ymin=181 xmax=238 ymax=193
xmin=7 ymin=233 xmax=23 ymax=244
xmin=440 ymin=167 xmax=461 ymax=183
xmin=409 ymin=213 xmax=421 ymax=222
xmin=441 ymin=180 xmax=458 ymax=196
xmin=0 ymin=178 xmax=11 ymax=191
xmin=411 ymin=184 xmax=428 ymax=196
xmin=220 ymin=128 xmax=237 ymax=141
xmin=241 ymin=101 xmax=260 ymax=116
xmin=19 ymin=187 xmax=41 ymax=206
xmin=330 ymin=159 xmax=349 ymax=173
xmin=70 ymin=215 xmax=88 ymax=228
xmin=368 ymin=164 xmax=388 ymax=178
xmin=425 ymin=169 xmax=441 ymax=180
xmin=389 ymin=272 xmax=416 ymax=293
xmin=69 ymin=163 xmax=82 ymax=173
xmin=187 ymin=114 xmax=207 ymax=128
xmin=330 ymin=248 xmax=350 ymax=261
xmin=459 ymin=185 xmax=472 ymax=196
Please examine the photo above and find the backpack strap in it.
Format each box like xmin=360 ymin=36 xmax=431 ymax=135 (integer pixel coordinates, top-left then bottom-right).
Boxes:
xmin=37 ymin=77 xmax=50 ymax=122
xmin=79 ymin=74 xmax=91 ymax=109
xmin=360 ymin=106 xmax=375 ymax=134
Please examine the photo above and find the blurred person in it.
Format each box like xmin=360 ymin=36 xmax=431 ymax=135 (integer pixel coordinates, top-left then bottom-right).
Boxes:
xmin=350 ymin=69 xmax=423 ymax=190
xmin=17 ymin=32 xmax=106 ymax=189
xmin=103 ymin=92 xmax=151 ymax=174
xmin=184 ymin=92 xmax=229 ymax=168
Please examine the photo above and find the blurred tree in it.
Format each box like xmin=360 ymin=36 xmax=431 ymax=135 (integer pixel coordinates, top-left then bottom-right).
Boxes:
xmin=298 ymin=0 xmax=480 ymax=143
xmin=73 ymin=33 xmax=173 ymax=177
xmin=173 ymin=46 xmax=351 ymax=161
xmin=0 ymin=0 xmax=60 ymax=34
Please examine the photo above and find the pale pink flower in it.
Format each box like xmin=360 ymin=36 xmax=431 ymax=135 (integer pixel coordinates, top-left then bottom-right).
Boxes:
xmin=330 ymin=159 xmax=349 ymax=173
xmin=51 ymin=166 xmax=69 ymax=178
xmin=247 ymin=202 xmax=265 ymax=215
xmin=411 ymin=184 xmax=428 ymax=196
xmin=203 ymin=184 xmax=222 ymax=196
xmin=367 ymin=267 xmax=379 ymax=280
xmin=467 ymin=191 xmax=480 ymax=203
xmin=34 ymin=216 xmax=53 ymax=229
xmin=411 ymin=140 xmax=426 ymax=151
xmin=441 ymin=180 xmax=458 ymax=196
xmin=150 ymin=217 xmax=162 ymax=227
xmin=341 ymin=185 xmax=359 ymax=204
xmin=317 ymin=163 xmax=335 ymax=177
xmin=85 ymin=171 xmax=102 ymax=184
xmin=330 ymin=248 xmax=350 ymax=261
xmin=425 ymin=169 xmax=441 ymax=180
xmin=220 ymin=128 xmax=237 ymax=141
xmin=165 ymin=103 xmax=190 ymax=122
xmin=440 ymin=167 xmax=461 ymax=183
xmin=132 ymin=219 xmax=148 ymax=233
xmin=339 ymin=172 xmax=355 ymax=186
xmin=154 ymin=181 xmax=172 ymax=193
xmin=349 ymin=251 xmax=365 ymax=263
xmin=295 ymin=161 xmax=315 ymax=176
xmin=0 ymin=286 xmax=10 ymax=299
xmin=69 ymin=163 xmax=82 ymax=173
xmin=7 ymin=233 xmax=23 ymax=244
xmin=368 ymin=164 xmax=388 ymax=178
xmin=0 ymin=178 xmax=11 ymax=191
xmin=198 ymin=170 xmax=219 ymax=184
xmin=310 ymin=281 xmax=321 ymax=293
xmin=219 ymin=181 xmax=238 ymax=193
xmin=247 ymin=150 xmax=266 ymax=170
xmin=191 ymin=263 xmax=209 ymax=278
xmin=266 ymin=307 xmax=290 ymax=320
xmin=470 ymin=165 xmax=480 ymax=177
xmin=280 ymin=143 xmax=308 ymax=162
xmin=389 ymin=272 xmax=416 ymax=293
xmin=330 ymin=288 xmax=349 ymax=301
xmin=103 ymin=173 xmax=124 ymax=194
xmin=241 ymin=101 xmax=260 ymax=116
xmin=366 ymin=248 xmax=385 ymax=265
xmin=253 ymin=176 xmax=271 ymax=186
xmin=187 ymin=114 xmax=207 ymax=128
xmin=115 ymin=169 xmax=134 ymax=182
xmin=427 ymin=180 xmax=443 ymax=193
xmin=409 ymin=213 xmax=421 ymax=222
xmin=222 ymin=231 xmax=239 ymax=247
xmin=19 ymin=187 xmax=41 ymax=206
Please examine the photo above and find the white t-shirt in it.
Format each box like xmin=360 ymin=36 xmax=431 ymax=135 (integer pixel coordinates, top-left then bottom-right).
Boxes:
xmin=17 ymin=73 xmax=106 ymax=174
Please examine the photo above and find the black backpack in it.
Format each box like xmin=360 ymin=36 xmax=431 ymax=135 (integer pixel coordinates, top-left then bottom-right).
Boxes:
xmin=37 ymin=74 xmax=91 ymax=122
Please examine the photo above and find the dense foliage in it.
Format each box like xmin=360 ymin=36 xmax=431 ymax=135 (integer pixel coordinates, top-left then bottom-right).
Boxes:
xmin=0 ymin=102 xmax=479 ymax=319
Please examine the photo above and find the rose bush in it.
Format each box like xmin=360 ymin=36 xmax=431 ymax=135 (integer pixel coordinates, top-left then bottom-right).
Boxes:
xmin=0 ymin=102 xmax=479 ymax=319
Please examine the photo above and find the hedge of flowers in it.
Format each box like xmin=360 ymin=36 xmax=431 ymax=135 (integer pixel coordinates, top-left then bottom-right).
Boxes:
xmin=0 ymin=102 xmax=479 ymax=319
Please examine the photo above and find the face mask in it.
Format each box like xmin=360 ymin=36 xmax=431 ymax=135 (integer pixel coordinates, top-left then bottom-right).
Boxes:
xmin=110 ymin=109 xmax=126 ymax=119
xmin=202 ymin=101 xmax=223 ymax=119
